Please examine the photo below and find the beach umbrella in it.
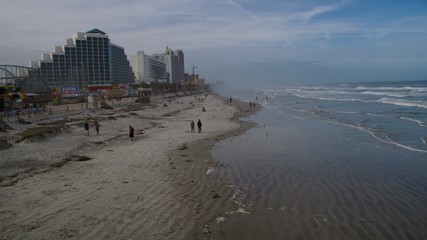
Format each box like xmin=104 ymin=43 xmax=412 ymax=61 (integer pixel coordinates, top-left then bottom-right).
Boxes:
xmin=7 ymin=92 xmax=27 ymax=100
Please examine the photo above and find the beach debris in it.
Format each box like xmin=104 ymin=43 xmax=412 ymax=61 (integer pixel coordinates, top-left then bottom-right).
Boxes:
xmin=177 ymin=143 xmax=188 ymax=150
xmin=216 ymin=216 xmax=226 ymax=224
xmin=210 ymin=190 xmax=220 ymax=199
xmin=313 ymin=214 xmax=327 ymax=226
xmin=50 ymin=155 xmax=93 ymax=169
xmin=101 ymin=102 xmax=114 ymax=109
xmin=49 ymin=155 xmax=93 ymax=169
xmin=65 ymin=155 xmax=93 ymax=162
xmin=225 ymin=208 xmax=251 ymax=215
xmin=49 ymin=161 xmax=67 ymax=168
xmin=206 ymin=167 xmax=217 ymax=175
xmin=203 ymin=225 xmax=210 ymax=235
xmin=17 ymin=117 xmax=31 ymax=124
xmin=237 ymin=208 xmax=250 ymax=214
xmin=0 ymin=177 xmax=18 ymax=187
xmin=0 ymin=140 xmax=12 ymax=150
xmin=15 ymin=125 xmax=66 ymax=143
xmin=0 ymin=119 xmax=14 ymax=131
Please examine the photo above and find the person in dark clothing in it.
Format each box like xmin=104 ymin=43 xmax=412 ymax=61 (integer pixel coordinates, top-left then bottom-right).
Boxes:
xmin=190 ymin=120 xmax=195 ymax=133
xmin=94 ymin=119 xmax=100 ymax=135
xmin=84 ymin=121 xmax=90 ymax=135
xmin=197 ymin=119 xmax=202 ymax=133
xmin=129 ymin=125 xmax=135 ymax=141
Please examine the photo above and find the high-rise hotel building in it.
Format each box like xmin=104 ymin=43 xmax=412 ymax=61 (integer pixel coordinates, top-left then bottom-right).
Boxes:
xmin=30 ymin=29 xmax=134 ymax=88
xmin=175 ymin=49 xmax=185 ymax=83
xmin=151 ymin=47 xmax=185 ymax=84
xmin=131 ymin=51 xmax=167 ymax=83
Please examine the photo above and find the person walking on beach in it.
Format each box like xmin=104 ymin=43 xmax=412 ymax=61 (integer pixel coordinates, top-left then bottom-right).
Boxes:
xmin=129 ymin=125 xmax=135 ymax=141
xmin=94 ymin=119 xmax=100 ymax=135
xmin=190 ymin=120 xmax=195 ymax=133
xmin=197 ymin=119 xmax=202 ymax=133
xmin=84 ymin=120 xmax=90 ymax=135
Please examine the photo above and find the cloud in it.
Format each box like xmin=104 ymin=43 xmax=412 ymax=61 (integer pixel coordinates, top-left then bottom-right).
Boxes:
xmin=0 ymin=0 xmax=426 ymax=84
xmin=296 ymin=0 xmax=349 ymax=22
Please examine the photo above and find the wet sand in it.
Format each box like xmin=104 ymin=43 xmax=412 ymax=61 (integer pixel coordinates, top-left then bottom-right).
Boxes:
xmin=208 ymin=108 xmax=427 ymax=240
xmin=0 ymin=94 xmax=259 ymax=239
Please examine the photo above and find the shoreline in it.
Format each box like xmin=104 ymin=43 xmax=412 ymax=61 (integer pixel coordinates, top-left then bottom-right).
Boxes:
xmin=168 ymin=94 xmax=260 ymax=238
xmin=0 ymin=93 xmax=260 ymax=239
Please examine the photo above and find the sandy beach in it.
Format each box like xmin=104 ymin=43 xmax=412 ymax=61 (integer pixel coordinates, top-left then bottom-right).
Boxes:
xmin=0 ymin=94 xmax=259 ymax=239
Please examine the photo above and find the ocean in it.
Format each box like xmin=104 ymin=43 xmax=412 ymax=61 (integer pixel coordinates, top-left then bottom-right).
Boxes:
xmin=210 ymin=81 xmax=427 ymax=239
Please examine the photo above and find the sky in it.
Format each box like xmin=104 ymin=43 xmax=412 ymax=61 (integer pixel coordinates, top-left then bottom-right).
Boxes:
xmin=0 ymin=0 xmax=426 ymax=87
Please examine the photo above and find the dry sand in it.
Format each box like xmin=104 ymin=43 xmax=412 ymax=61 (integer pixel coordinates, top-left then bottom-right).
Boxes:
xmin=0 ymin=94 xmax=259 ymax=239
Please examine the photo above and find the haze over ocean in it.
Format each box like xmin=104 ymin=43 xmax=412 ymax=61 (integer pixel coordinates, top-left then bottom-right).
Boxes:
xmin=211 ymin=80 xmax=427 ymax=239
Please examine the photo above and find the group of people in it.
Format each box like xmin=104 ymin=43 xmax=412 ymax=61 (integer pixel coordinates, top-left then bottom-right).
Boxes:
xmin=85 ymin=119 xmax=203 ymax=142
xmin=85 ymin=97 xmax=209 ymax=141
xmin=84 ymin=119 xmax=136 ymax=142
xmin=84 ymin=119 xmax=100 ymax=136
xmin=190 ymin=119 xmax=202 ymax=133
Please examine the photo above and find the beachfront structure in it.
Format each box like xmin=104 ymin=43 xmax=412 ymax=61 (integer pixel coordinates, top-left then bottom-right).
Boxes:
xmin=152 ymin=47 xmax=185 ymax=84
xmin=29 ymin=29 xmax=134 ymax=89
xmin=182 ymin=73 xmax=205 ymax=91
xmin=175 ymin=49 xmax=185 ymax=83
xmin=130 ymin=51 xmax=168 ymax=83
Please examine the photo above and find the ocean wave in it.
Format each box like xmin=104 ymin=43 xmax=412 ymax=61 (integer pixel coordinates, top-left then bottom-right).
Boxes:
xmin=378 ymin=98 xmax=427 ymax=109
xmin=360 ymin=91 xmax=406 ymax=98
xmin=385 ymin=135 xmax=427 ymax=153
xmin=292 ymin=93 xmax=368 ymax=103
xmin=312 ymin=111 xmax=427 ymax=154
xmin=400 ymin=117 xmax=427 ymax=127
xmin=280 ymin=106 xmax=310 ymax=114
xmin=356 ymin=86 xmax=427 ymax=92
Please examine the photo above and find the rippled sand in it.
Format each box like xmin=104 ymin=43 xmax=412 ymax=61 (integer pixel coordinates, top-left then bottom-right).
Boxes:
xmin=210 ymin=109 xmax=427 ymax=240
xmin=0 ymin=94 xmax=259 ymax=239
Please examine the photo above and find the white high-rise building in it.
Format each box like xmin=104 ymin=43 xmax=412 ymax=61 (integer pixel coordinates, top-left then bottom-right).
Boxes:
xmin=131 ymin=51 xmax=167 ymax=83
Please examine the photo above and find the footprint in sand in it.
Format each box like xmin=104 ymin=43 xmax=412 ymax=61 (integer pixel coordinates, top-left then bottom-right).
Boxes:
xmin=0 ymin=210 xmax=18 ymax=221
xmin=23 ymin=199 xmax=48 ymax=208
xmin=113 ymin=193 xmax=144 ymax=204
xmin=78 ymin=215 xmax=101 ymax=226
xmin=59 ymin=227 xmax=79 ymax=239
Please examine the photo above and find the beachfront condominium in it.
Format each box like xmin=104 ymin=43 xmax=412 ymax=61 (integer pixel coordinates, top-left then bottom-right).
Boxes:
xmin=130 ymin=51 xmax=168 ymax=83
xmin=175 ymin=49 xmax=185 ymax=84
xmin=29 ymin=28 xmax=134 ymax=88
xmin=152 ymin=47 xmax=185 ymax=84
